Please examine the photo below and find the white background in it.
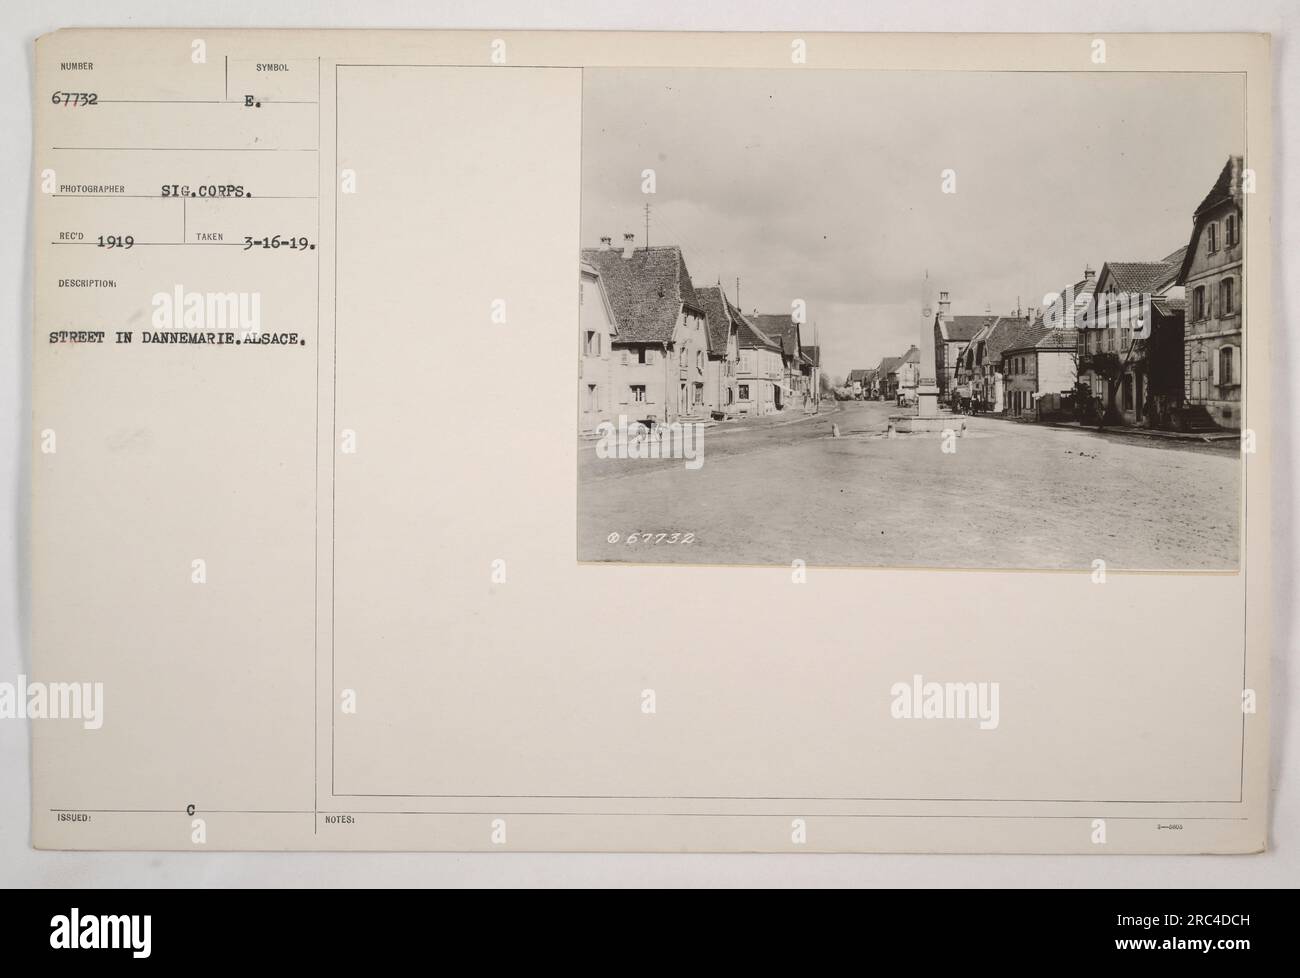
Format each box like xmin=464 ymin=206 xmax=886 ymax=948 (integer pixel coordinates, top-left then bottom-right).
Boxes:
xmin=1 ymin=0 xmax=1295 ymax=887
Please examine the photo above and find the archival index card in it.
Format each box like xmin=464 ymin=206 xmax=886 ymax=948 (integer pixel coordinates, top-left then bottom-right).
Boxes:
xmin=30 ymin=30 xmax=1271 ymax=852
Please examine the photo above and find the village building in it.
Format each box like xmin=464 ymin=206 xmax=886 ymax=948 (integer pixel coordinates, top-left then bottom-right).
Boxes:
xmin=846 ymin=368 xmax=870 ymax=399
xmin=1075 ymin=251 xmax=1186 ymax=427
xmin=954 ymin=313 xmax=1031 ymax=412
xmin=874 ymin=355 xmax=903 ymax=401
xmin=696 ymin=285 xmax=745 ymax=418
xmin=802 ymin=345 xmax=822 ymax=404
xmin=894 ymin=345 xmax=921 ymax=405
xmin=580 ymin=236 xmax=711 ymax=425
xmin=1174 ymin=155 xmax=1244 ymax=431
xmin=931 ymin=294 xmax=993 ymax=404
xmin=1037 ymin=266 xmax=1098 ymax=330
xmin=751 ymin=313 xmax=809 ymax=405
xmin=1000 ymin=325 xmax=1078 ymax=418
xmin=860 ymin=367 xmax=877 ymax=399
xmin=578 ymin=259 xmax=620 ymax=432
xmin=736 ymin=315 xmax=785 ymax=415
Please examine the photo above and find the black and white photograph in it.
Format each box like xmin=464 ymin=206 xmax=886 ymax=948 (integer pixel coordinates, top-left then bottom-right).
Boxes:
xmin=578 ymin=68 xmax=1246 ymax=570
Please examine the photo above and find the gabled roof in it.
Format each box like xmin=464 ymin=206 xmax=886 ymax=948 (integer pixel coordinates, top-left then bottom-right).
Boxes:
xmin=939 ymin=315 xmax=994 ymax=342
xmin=846 ymin=368 xmax=870 ymax=383
xmin=580 ymin=245 xmax=700 ymax=344
xmin=579 ymin=260 xmax=619 ymax=337
xmin=1193 ymin=155 xmax=1244 ymax=219
xmin=1100 ymin=262 xmax=1176 ymax=295
xmin=1034 ymin=327 xmax=1078 ymax=351
xmin=970 ymin=316 xmax=1032 ymax=364
xmin=1041 ymin=274 xmax=1096 ymax=326
xmin=899 ymin=345 xmax=920 ymax=365
xmin=803 ymin=345 xmax=821 ymax=368
xmin=1160 ymin=245 xmax=1188 ymax=267
xmin=1177 ymin=156 xmax=1244 ymax=285
xmin=736 ymin=315 xmax=782 ymax=352
xmin=1002 ymin=325 xmax=1077 ymax=355
xmin=875 ymin=355 xmax=902 ymax=377
xmin=752 ymin=314 xmax=802 ymax=358
xmin=696 ymin=285 xmax=747 ymax=358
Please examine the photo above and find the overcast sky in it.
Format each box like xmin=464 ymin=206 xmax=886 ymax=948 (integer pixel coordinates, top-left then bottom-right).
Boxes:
xmin=581 ymin=68 xmax=1244 ymax=382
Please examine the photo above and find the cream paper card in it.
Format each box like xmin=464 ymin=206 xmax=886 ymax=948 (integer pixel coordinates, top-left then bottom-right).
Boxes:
xmin=30 ymin=29 xmax=1270 ymax=852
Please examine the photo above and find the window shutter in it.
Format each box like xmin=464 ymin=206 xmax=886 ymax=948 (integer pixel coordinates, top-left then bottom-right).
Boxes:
xmin=1210 ymin=346 xmax=1219 ymax=386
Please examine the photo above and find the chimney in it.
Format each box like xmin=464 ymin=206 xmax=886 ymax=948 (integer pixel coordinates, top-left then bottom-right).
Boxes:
xmin=938 ymin=290 xmax=951 ymax=319
xmin=622 ymin=233 xmax=636 ymax=259
xmin=599 ymin=236 xmax=613 ymax=250
xmin=1083 ymin=264 xmax=1095 ymax=281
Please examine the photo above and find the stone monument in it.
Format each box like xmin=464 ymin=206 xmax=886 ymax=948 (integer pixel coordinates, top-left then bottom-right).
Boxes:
xmin=888 ymin=273 xmax=965 ymax=435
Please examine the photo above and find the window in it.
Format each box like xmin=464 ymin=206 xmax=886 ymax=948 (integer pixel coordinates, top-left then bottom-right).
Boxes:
xmin=1220 ymin=277 xmax=1235 ymax=316
xmin=637 ymin=348 xmax=651 ymax=365
xmin=696 ymin=350 xmax=704 ymax=371
xmin=738 ymin=383 xmax=750 ymax=400
xmin=679 ymin=348 xmax=687 ymax=367
xmin=630 ymin=385 xmax=647 ymax=403
xmin=1207 ymin=222 xmax=1218 ymax=254
xmin=586 ymin=384 xmax=598 ymax=411
xmin=1218 ymin=346 xmax=1235 ymax=387
xmin=584 ymin=330 xmax=601 ymax=356
xmin=1226 ymin=213 xmax=1238 ymax=247
xmin=1192 ymin=286 xmax=1207 ymax=321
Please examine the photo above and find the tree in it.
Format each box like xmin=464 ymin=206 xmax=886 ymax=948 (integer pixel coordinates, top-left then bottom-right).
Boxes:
xmin=1081 ymin=340 xmax=1141 ymax=428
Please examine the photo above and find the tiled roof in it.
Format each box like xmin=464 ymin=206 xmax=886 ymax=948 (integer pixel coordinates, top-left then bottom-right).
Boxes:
xmin=1103 ymin=262 xmax=1177 ymax=295
xmin=876 ymin=355 xmax=902 ymax=376
xmin=736 ymin=315 xmax=782 ymax=352
xmin=1160 ymin=245 xmax=1188 ymax=267
xmin=1193 ymin=156 xmax=1243 ymax=218
xmin=1034 ymin=327 xmax=1078 ymax=351
xmin=751 ymin=314 xmax=802 ymax=358
xmin=1041 ymin=275 xmax=1096 ymax=325
xmin=803 ymin=344 xmax=821 ymax=367
xmin=900 ymin=344 xmax=920 ymax=364
xmin=940 ymin=315 xmax=994 ymax=342
xmin=580 ymin=245 xmax=699 ymax=344
xmin=981 ymin=316 xmax=1031 ymax=362
xmin=1003 ymin=325 xmax=1077 ymax=354
xmin=696 ymin=285 xmax=747 ymax=358
xmin=846 ymin=368 xmax=869 ymax=383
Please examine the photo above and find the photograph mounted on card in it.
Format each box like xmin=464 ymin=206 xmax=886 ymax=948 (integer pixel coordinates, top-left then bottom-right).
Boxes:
xmin=576 ymin=68 xmax=1247 ymax=572
xmin=30 ymin=30 xmax=1270 ymax=854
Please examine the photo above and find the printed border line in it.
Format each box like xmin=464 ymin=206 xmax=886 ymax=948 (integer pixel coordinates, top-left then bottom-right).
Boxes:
xmin=325 ymin=61 xmax=1253 ymax=816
